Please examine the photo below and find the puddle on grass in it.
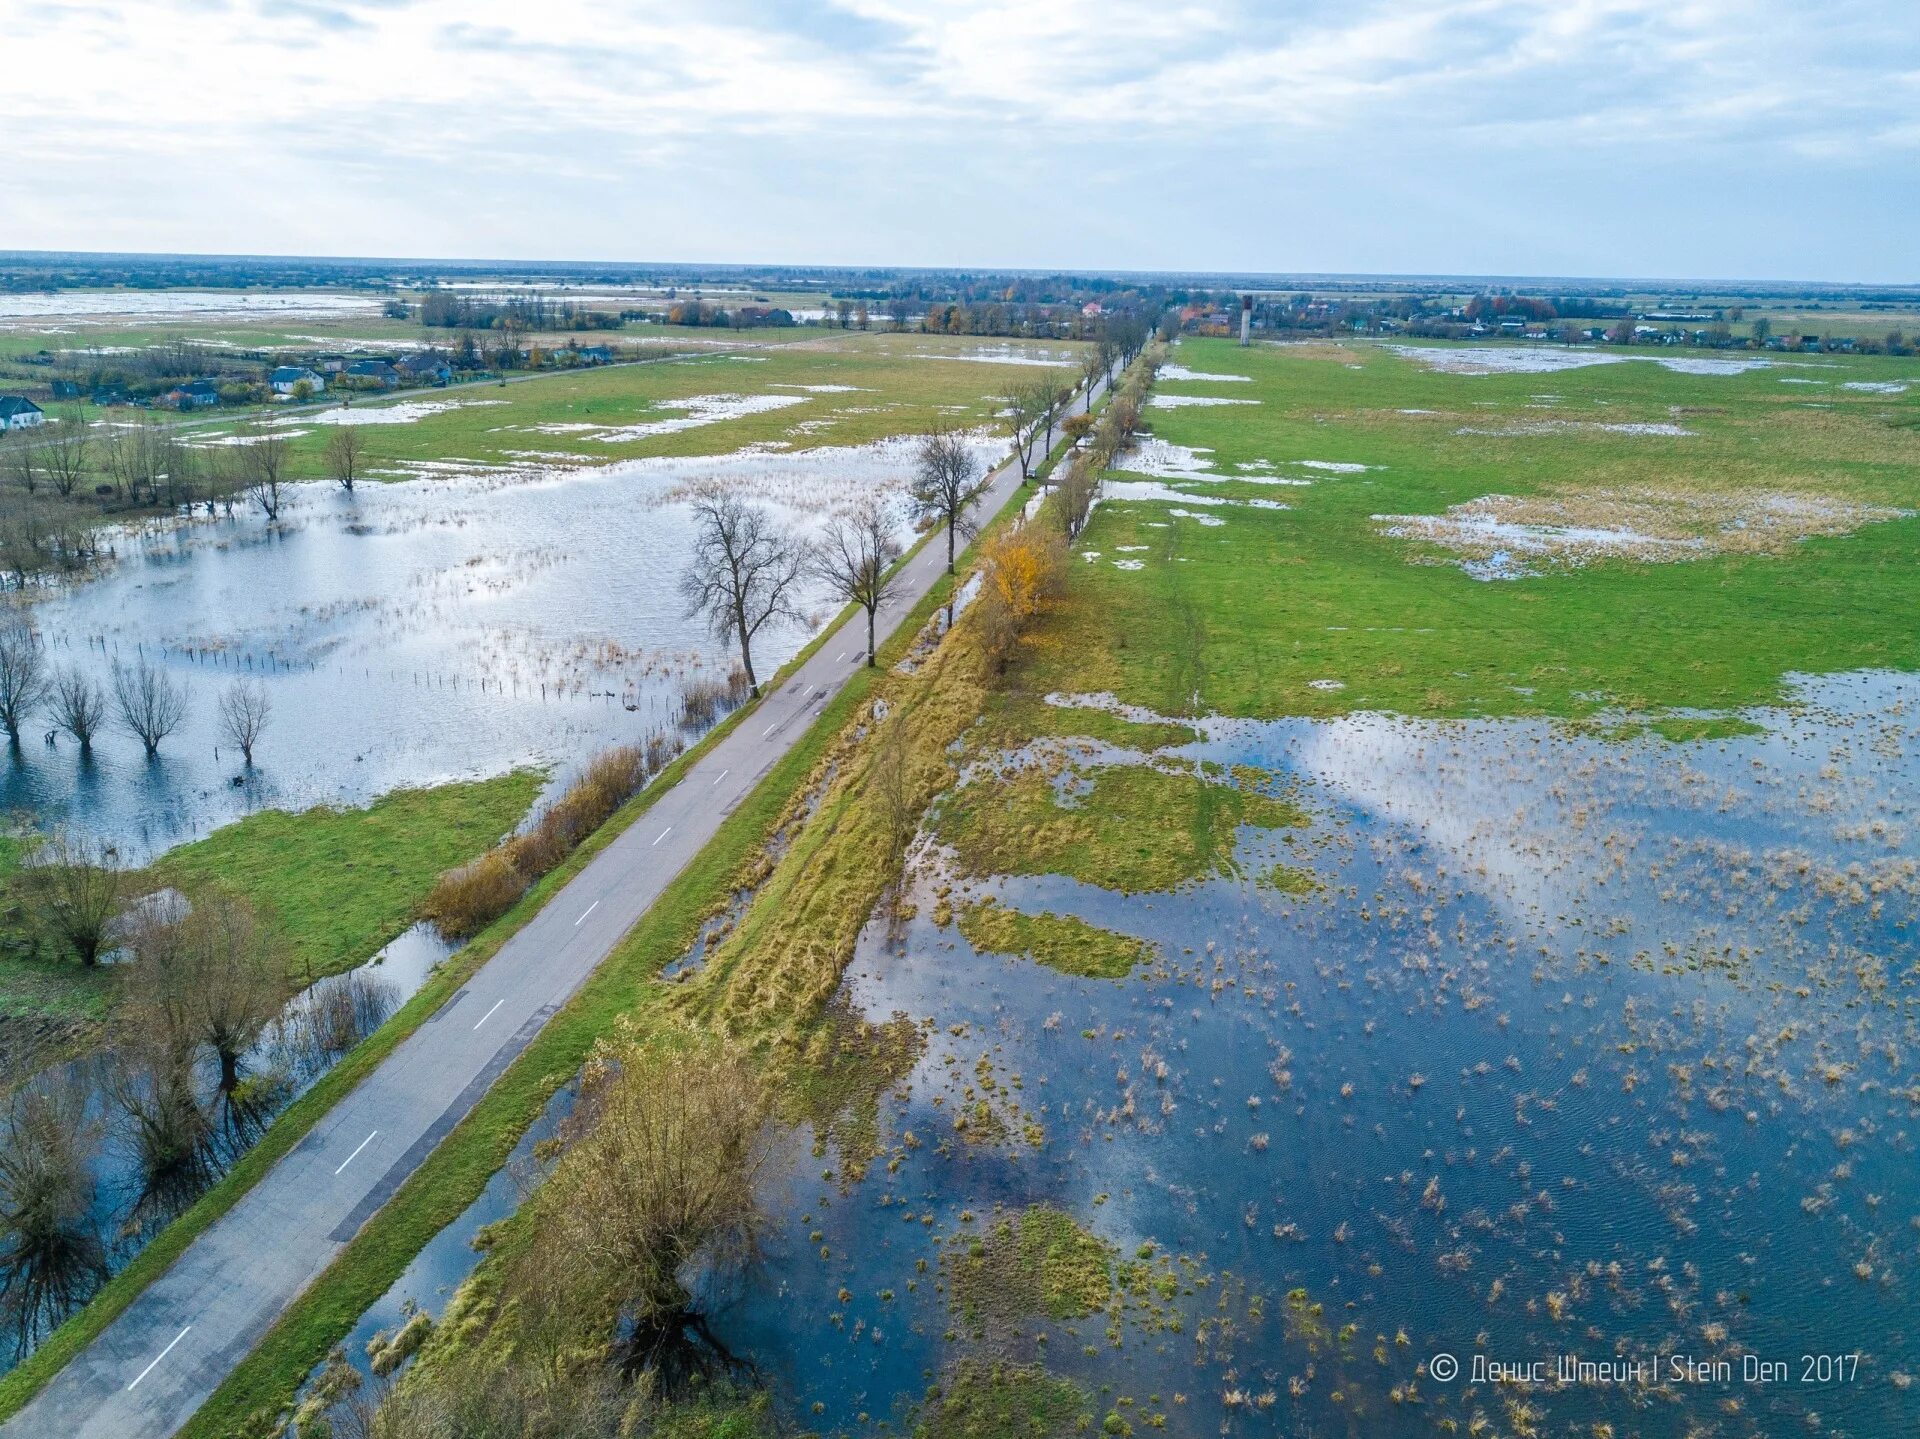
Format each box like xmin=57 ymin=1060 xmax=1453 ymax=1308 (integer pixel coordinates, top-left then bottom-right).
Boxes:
xmin=1385 ymin=344 xmax=1828 ymax=378
xmin=1158 ymin=365 xmax=1253 ymax=383
xmin=907 ymin=345 xmax=1079 ymax=368
xmin=702 ymin=668 xmax=1919 ymax=1438
xmin=1146 ymin=393 xmax=1260 ymax=409
xmin=7 ymin=433 xmax=1001 ymax=861
xmin=280 ymin=399 xmax=511 ymax=428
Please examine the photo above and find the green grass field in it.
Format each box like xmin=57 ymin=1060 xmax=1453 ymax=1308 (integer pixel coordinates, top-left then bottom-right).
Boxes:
xmin=162 ymin=330 xmax=1079 ymax=481
xmin=1040 ymin=337 xmax=1920 ymax=720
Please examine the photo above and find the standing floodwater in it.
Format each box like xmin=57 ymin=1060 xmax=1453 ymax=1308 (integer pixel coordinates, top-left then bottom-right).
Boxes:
xmin=703 ymin=671 xmax=1918 ymax=1438
xmin=7 ymin=435 xmax=996 ymax=861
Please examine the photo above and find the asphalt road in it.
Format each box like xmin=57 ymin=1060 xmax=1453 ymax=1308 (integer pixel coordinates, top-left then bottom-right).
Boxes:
xmin=7 ymin=370 xmax=1107 ymax=1438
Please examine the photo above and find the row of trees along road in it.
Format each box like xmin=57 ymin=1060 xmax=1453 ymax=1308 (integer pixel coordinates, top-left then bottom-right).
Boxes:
xmin=679 ymin=417 xmax=999 ymax=692
xmin=677 ymin=321 xmax=1131 ymax=689
xmin=0 ymin=628 xmax=270 ymax=762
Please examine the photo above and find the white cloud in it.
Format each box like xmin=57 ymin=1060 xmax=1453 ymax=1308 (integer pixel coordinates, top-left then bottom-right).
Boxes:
xmin=1 ymin=0 xmax=1914 ymax=276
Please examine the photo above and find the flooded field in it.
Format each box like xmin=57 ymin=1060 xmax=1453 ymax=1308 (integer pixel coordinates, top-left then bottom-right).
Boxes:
xmin=717 ymin=670 xmax=1917 ymax=1437
xmin=320 ymin=669 xmax=1919 ymax=1437
xmin=0 ymin=289 xmax=387 ymax=330
xmin=6 ymin=432 xmax=999 ymax=860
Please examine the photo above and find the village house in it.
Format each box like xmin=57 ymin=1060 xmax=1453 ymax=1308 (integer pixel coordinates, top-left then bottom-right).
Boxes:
xmin=269 ymin=365 xmax=326 ymax=396
xmin=0 ymin=396 xmax=45 ymax=432
xmin=161 ymin=379 xmax=222 ymax=411
xmin=397 ymin=352 xmax=452 ymax=386
xmin=345 ymin=358 xmax=400 ymax=387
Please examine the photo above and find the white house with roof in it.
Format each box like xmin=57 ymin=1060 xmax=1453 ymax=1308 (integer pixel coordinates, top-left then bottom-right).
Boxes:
xmin=0 ymin=397 xmax=44 ymax=432
xmin=268 ymin=366 xmax=326 ymax=397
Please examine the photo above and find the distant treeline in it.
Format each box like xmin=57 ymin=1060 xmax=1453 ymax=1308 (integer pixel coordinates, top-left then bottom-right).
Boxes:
xmin=416 ymin=292 xmax=622 ymax=331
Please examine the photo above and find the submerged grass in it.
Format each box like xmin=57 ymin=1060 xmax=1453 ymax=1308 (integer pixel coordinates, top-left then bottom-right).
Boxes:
xmin=955 ymin=898 xmax=1151 ymax=979
xmin=917 ymin=1363 xmax=1090 ymax=1439
xmin=936 ymin=759 xmax=1307 ymax=894
xmin=948 ymin=1205 xmax=1118 ymax=1327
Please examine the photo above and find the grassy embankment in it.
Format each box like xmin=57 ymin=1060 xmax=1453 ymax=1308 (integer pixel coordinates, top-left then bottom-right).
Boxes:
xmin=169 ymin=367 xmax=1112 ymax=1438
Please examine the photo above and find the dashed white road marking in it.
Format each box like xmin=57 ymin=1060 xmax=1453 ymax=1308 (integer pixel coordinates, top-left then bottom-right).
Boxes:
xmin=472 ymin=997 xmax=505 ymax=1030
xmin=573 ymin=899 xmax=599 ymax=926
xmin=761 ymin=721 xmax=777 ymax=737
xmin=127 ymin=1326 xmax=191 ymax=1391
xmin=652 ymin=827 xmax=672 ymax=846
xmin=335 ymin=1130 xmax=378 ymax=1176
xmin=711 ymin=768 xmax=728 ymax=786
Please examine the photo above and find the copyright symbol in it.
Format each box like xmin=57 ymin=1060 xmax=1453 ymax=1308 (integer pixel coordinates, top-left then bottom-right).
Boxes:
xmin=1430 ymin=1353 xmax=1459 ymax=1383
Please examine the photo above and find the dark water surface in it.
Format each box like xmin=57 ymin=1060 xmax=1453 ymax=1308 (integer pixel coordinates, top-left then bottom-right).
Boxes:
xmin=714 ymin=670 xmax=1917 ymax=1438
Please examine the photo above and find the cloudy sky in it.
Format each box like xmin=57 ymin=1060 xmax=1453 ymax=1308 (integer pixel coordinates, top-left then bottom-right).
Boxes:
xmin=5 ymin=0 xmax=1916 ymax=281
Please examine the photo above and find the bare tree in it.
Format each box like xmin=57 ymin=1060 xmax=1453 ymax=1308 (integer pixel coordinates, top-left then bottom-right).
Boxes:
xmin=30 ymin=831 xmax=124 ymax=966
xmin=908 ymin=424 xmax=990 ymax=574
xmin=0 ymin=627 xmax=47 ymax=745
xmin=5 ymin=440 xmax=39 ymax=497
xmin=112 ymin=659 xmax=189 ymax=757
xmin=201 ymin=445 xmax=244 ymax=516
xmin=813 ymin=496 xmax=903 ymax=667
xmin=217 ymin=678 xmax=271 ymax=766
xmin=529 ymin=1041 xmax=767 ymax=1368
xmin=126 ymin=894 xmax=287 ymax=1095
xmin=1079 ymin=344 xmax=1105 ymax=412
xmin=47 ymin=669 xmax=107 ymax=750
xmin=1042 ymin=384 xmax=1071 ymax=460
xmin=678 ymin=489 xmax=808 ymax=698
xmin=325 ymin=426 xmax=363 ymax=493
xmin=0 ymin=1082 xmax=106 ymax=1350
xmin=36 ymin=413 xmax=89 ymax=500
xmin=155 ymin=434 xmax=197 ymax=511
xmin=872 ymin=713 xmax=918 ymax=857
xmin=245 ymin=435 xmax=289 ymax=519
xmin=1007 ymin=378 xmax=1056 ymax=481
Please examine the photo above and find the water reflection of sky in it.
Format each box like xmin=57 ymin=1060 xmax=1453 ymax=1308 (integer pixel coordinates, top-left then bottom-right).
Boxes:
xmin=708 ymin=671 xmax=1918 ymax=1439
xmin=11 ymin=434 xmax=998 ymax=861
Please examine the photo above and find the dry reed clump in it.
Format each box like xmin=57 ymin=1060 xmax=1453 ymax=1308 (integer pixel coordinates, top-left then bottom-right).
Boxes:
xmin=422 ymin=743 xmax=660 ymax=938
xmin=677 ymin=665 xmax=752 ymax=729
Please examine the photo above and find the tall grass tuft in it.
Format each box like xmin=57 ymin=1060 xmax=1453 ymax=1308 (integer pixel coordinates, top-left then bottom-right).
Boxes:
xmin=677 ymin=665 xmax=751 ymax=729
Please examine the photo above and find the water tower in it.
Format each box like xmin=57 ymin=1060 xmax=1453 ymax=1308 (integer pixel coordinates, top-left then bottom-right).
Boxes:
xmin=1240 ymin=295 xmax=1253 ymax=347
